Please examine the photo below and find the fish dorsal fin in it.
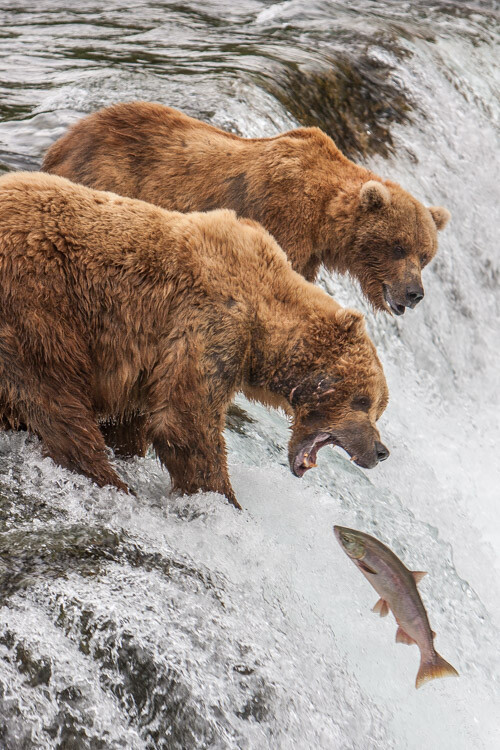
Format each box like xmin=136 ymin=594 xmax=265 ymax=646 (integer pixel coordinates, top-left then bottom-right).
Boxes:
xmin=412 ymin=571 xmax=427 ymax=583
xmin=372 ymin=598 xmax=390 ymax=617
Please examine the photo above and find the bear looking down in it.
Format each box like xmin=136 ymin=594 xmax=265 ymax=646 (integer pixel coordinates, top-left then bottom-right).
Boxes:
xmin=0 ymin=173 xmax=390 ymax=508
xmin=42 ymin=101 xmax=451 ymax=315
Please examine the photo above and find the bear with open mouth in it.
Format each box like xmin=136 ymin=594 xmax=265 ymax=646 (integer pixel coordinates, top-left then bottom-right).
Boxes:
xmin=0 ymin=172 xmax=390 ymax=508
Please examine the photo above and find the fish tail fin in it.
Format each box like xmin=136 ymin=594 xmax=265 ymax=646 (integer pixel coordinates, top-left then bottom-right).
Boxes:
xmin=415 ymin=650 xmax=459 ymax=689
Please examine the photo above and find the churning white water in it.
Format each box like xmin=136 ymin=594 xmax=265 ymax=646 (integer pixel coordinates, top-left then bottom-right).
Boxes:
xmin=0 ymin=2 xmax=499 ymax=748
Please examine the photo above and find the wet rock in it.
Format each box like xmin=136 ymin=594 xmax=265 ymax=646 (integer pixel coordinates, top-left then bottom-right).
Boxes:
xmin=225 ymin=404 xmax=256 ymax=436
xmin=259 ymin=55 xmax=412 ymax=159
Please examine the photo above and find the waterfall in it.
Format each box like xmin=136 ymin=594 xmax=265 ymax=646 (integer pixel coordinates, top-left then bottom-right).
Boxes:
xmin=0 ymin=2 xmax=498 ymax=747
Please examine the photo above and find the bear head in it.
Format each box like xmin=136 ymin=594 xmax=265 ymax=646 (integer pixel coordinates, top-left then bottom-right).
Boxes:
xmin=286 ymin=308 xmax=390 ymax=476
xmin=325 ymin=180 xmax=450 ymax=315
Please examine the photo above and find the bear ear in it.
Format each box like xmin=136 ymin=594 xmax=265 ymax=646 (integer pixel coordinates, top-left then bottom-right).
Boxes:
xmin=359 ymin=180 xmax=391 ymax=210
xmin=334 ymin=308 xmax=366 ymax=337
xmin=428 ymin=206 xmax=451 ymax=231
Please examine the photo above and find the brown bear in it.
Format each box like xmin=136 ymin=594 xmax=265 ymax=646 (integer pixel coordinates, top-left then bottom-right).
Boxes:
xmin=0 ymin=172 xmax=389 ymax=508
xmin=42 ymin=101 xmax=450 ymax=315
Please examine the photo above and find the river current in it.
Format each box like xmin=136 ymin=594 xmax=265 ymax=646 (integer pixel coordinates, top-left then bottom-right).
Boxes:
xmin=0 ymin=2 xmax=499 ymax=748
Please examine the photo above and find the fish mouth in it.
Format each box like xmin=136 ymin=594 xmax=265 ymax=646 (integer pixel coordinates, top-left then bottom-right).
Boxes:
xmin=383 ymin=284 xmax=405 ymax=316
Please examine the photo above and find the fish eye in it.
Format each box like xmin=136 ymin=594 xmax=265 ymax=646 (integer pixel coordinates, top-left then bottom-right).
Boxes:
xmin=351 ymin=395 xmax=371 ymax=412
xmin=393 ymin=244 xmax=407 ymax=259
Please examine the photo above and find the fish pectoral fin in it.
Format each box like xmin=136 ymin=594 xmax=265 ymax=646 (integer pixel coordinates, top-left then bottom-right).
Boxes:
xmin=358 ymin=560 xmax=377 ymax=575
xmin=415 ymin=651 xmax=459 ymax=689
xmin=372 ymin=598 xmax=390 ymax=617
xmin=412 ymin=571 xmax=427 ymax=583
xmin=395 ymin=626 xmax=416 ymax=645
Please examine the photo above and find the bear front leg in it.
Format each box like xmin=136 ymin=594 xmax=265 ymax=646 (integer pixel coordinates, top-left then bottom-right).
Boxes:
xmin=150 ymin=422 xmax=240 ymax=509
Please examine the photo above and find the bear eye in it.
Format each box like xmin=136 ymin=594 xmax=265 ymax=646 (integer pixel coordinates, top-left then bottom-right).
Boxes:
xmin=352 ymin=395 xmax=371 ymax=411
xmin=393 ymin=244 xmax=407 ymax=259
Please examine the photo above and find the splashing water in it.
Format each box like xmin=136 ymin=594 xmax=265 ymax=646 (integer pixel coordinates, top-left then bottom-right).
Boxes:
xmin=0 ymin=2 xmax=499 ymax=748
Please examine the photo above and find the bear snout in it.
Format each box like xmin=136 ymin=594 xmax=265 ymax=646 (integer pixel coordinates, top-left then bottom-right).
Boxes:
xmin=375 ymin=441 xmax=390 ymax=462
xmin=405 ymin=280 xmax=424 ymax=308
xmin=353 ymin=440 xmax=390 ymax=469
xmin=383 ymin=276 xmax=425 ymax=315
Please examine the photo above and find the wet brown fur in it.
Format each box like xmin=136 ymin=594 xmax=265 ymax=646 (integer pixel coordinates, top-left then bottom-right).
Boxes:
xmin=42 ymin=101 xmax=450 ymax=311
xmin=0 ymin=173 xmax=389 ymax=507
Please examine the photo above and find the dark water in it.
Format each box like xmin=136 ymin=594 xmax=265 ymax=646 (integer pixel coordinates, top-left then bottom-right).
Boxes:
xmin=0 ymin=0 xmax=497 ymax=171
xmin=0 ymin=2 xmax=499 ymax=748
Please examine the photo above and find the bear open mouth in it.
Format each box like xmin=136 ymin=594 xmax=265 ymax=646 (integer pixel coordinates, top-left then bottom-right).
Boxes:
xmin=383 ymin=285 xmax=405 ymax=316
xmin=292 ymin=432 xmax=337 ymax=477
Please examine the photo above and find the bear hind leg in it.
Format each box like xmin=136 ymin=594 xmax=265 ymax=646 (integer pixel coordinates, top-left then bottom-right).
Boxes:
xmin=0 ymin=323 xmax=128 ymax=492
xmin=42 ymin=418 xmax=129 ymax=492
xmin=10 ymin=383 xmax=128 ymax=493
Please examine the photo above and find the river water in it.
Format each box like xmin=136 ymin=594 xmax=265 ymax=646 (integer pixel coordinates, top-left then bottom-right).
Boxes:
xmin=0 ymin=1 xmax=499 ymax=748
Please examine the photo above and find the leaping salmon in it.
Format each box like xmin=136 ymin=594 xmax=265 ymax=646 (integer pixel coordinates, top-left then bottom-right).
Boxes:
xmin=334 ymin=525 xmax=459 ymax=689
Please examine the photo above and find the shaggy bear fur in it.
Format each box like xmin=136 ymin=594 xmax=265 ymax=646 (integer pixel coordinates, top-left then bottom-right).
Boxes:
xmin=0 ymin=173 xmax=390 ymax=507
xmin=42 ymin=101 xmax=450 ymax=315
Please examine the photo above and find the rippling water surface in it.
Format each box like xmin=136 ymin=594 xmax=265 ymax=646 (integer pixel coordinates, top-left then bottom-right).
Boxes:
xmin=0 ymin=2 xmax=499 ymax=748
